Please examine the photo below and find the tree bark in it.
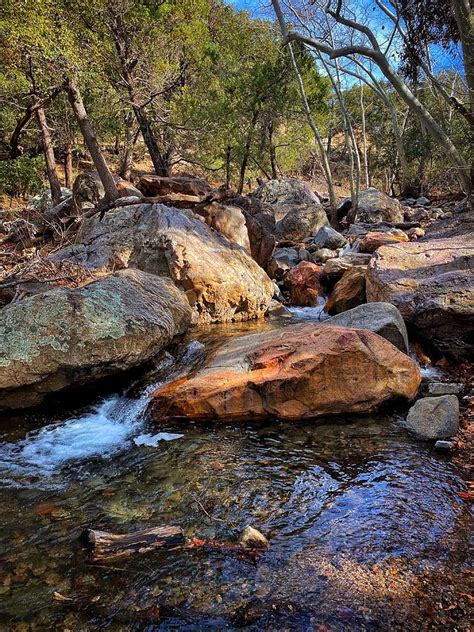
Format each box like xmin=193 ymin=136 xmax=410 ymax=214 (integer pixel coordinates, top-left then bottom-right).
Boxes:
xmin=360 ymin=84 xmax=369 ymax=188
xmin=119 ymin=112 xmax=134 ymax=180
xmin=64 ymin=141 xmax=73 ymax=189
xmin=35 ymin=104 xmax=62 ymax=207
xmin=65 ymin=78 xmax=119 ymax=203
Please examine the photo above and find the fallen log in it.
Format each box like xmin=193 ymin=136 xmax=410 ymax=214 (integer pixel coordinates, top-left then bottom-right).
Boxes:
xmin=83 ymin=525 xmax=185 ymax=562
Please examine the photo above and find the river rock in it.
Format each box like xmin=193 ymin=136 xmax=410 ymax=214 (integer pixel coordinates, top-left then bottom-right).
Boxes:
xmin=325 ymin=267 xmax=366 ymax=314
xmin=311 ymin=248 xmax=338 ymax=263
xmin=253 ymin=178 xmax=319 ymax=219
xmin=149 ymin=324 xmax=421 ymax=421
xmin=326 ymin=302 xmax=409 ymax=353
xmin=52 ymin=203 xmax=273 ymax=325
xmin=359 ymin=230 xmax=408 ymax=253
xmin=366 ymin=233 xmax=474 ymax=357
xmin=138 ymin=174 xmax=212 ymax=205
xmin=285 ymin=261 xmax=323 ymax=307
xmin=198 ymin=202 xmax=250 ymax=252
xmin=274 ymin=203 xmax=328 ymax=242
xmin=311 ymin=226 xmax=346 ymax=250
xmin=405 ymin=395 xmax=459 ymax=440
xmin=355 ymin=188 xmax=404 ymax=224
xmin=426 ymin=382 xmax=463 ymax=396
xmin=0 ymin=270 xmax=192 ymax=410
xmin=224 ymin=194 xmax=276 ymax=266
xmin=322 ymin=253 xmax=371 ymax=280
xmin=266 ymin=247 xmax=300 ymax=280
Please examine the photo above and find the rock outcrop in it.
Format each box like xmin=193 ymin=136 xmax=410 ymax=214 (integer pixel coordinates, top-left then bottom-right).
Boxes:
xmin=0 ymin=270 xmax=192 ymax=410
xmin=53 ymin=203 xmax=273 ymax=325
xmin=150 ymin=324 xmax=421 ymax=421
xmin=366 ymin=233 xmax=474 ymax=357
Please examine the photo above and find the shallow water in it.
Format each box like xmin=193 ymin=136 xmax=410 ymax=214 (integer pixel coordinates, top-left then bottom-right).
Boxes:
xmin=0 ymin=321 xmax=471 ymax=630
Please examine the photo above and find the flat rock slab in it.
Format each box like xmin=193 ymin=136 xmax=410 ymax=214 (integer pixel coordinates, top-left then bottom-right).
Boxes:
xmin=150 ymin=323 xmax=421 ymax=422
xmin=366 ymin=233 xmax=474 ymax=357
xmin=0 ymin=269 xmax=192 ymax=410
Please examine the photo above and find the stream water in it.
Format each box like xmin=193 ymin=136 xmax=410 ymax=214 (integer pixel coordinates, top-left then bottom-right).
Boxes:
xmin=0 ymin=314 xmax=471 ymax=631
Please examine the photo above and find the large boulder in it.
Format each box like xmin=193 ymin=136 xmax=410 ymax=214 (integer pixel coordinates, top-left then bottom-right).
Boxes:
xmin=0 ymin=270 xmax=192 ymax=410
xmin=53 ymin=203 xmax=273 ymax=325
xmin=359 ymin=230 xmax=408 ymax=253
xmin=404 ymin=395 xmax=459 ymax=440
xmin=274 ymin=204 xmax=328 ymax=242
xmin=150 ymin=324 xmax=421 ymax=421
xmin=366 ymin=233 xmax=474 ymax=357
xmin=327 ymin=302 xmax=409 ymax=353
xmin=339 ymin=188 xmax=403 ymax=224
xmin=138 ymin=175 xmax=212 ymax=206
xmin=253 ymin=178 xmax=320 ymax=220
xmin=325 ymin=267 xmax=366 ymax=314
xmin=72 ymin=172 xmax=141 ymax=214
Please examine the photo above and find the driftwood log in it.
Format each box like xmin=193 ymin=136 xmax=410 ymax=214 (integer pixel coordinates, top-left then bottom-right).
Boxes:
xmin=83 ymin=526 xmax=185 ymax=562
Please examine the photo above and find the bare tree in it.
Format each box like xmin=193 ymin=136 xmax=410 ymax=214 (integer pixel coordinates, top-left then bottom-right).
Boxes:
xmin=270 ymin=0 xmax=470 ymax=192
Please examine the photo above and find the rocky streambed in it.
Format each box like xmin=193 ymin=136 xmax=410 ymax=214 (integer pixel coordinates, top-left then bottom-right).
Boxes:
xmin=0 ymin=177 xmax=472 ymax=630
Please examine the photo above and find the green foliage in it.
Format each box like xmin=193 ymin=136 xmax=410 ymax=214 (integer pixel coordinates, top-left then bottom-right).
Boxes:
xmin=0 ymin=156 xmax=45 ymax=198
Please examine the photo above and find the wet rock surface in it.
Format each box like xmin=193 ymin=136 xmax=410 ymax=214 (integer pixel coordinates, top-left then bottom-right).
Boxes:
xmin=150 ymin=323 xmax=421 ymax=421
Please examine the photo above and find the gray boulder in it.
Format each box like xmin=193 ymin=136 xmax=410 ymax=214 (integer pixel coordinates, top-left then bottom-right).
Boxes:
xmin=0 ymin=269 xmax=192 ymax=410
xmin=347 ymin=188 xmax=404 ymax=224
xmin=312 ymin=225 xmax=346 ymax=250
xmin=327 ymin=302 xmax=409 ymax=353
xmin=274 ymin=204 xmax=328 ymax=242
xmin=253 ymin=178 xmax=319 ymax=214
xmin=52 ymin=203 xmax=273 ymax=325
xmin=405 ymin=395 xmax=459 ymax=440
xmin=266 ymin=247 xmax=300 ymax=280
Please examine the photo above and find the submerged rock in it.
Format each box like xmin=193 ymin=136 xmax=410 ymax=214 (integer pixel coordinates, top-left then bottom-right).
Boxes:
xmin=150 ymin=323 xmax=421 ymax=421
xmin=405 ymin=395 xmax=459 ymax=440
xmin=239 ymin=526 xmax=269 ymax=549
xmin=0 ymin=269 xmax=192 ymax=410
xmin=366 ymin=233 xmax=474 ymax=357
xmin=53 ymin=203 xmax=273 ymax=325
xmin=326 ymin=302 xmax=409 ymax=353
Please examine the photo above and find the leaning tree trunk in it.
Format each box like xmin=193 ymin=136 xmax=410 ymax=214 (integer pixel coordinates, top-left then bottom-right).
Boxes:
xmin=35 ymin=104 xmax=62 ymax=207
xmin=65 ymin=78 xmax=119 ymax=203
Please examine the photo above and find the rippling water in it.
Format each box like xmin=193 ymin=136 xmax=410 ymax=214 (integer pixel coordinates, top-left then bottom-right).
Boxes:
xmin=0 ymin=324 xmax=470 ymax=630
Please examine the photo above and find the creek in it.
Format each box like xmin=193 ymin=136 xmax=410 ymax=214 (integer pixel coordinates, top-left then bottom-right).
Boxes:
xmin=0 ymin=312 xmax=471 ymax=630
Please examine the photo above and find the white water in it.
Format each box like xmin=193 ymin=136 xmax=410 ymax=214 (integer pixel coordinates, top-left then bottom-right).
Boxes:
xmin=0 ymin=340 xmax=205 ymax=487
xmin=287 ymin=297 xmax=330 ymax=322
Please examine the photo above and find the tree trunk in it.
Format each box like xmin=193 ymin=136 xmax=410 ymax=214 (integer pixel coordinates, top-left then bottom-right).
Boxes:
xmin=360 ymin=84 xmax=370 ymax=188
xmin=119 ymin=112 xmax=134 ymax=180
xmin=238 ymin=110 xmax=258 ymax=194
xmin=65 ymin=78 xmax=119 ymax=203
xmin=64 ymin=141 xmax=73 ymax=189
xmin=268 ymin=122 xmax=279 ymax=179
xmin=35 ymin=104 xmax=62 ymax=206
xmin=288 ymin=43 xmax=337 ymax=219
xmin=225 ymin=145 xmax=232 ymax=189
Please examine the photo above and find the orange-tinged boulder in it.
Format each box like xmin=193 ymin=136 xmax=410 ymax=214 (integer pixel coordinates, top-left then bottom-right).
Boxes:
xmin=359 ymin=231 xmax=408 ymax=253
xmin=285 ymin=261 xmax=323 ymax=306
xmin=325 ymin=267 xmax=366 ymax=314
xmin=150 ymin=324 xmax=421 ymax=422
